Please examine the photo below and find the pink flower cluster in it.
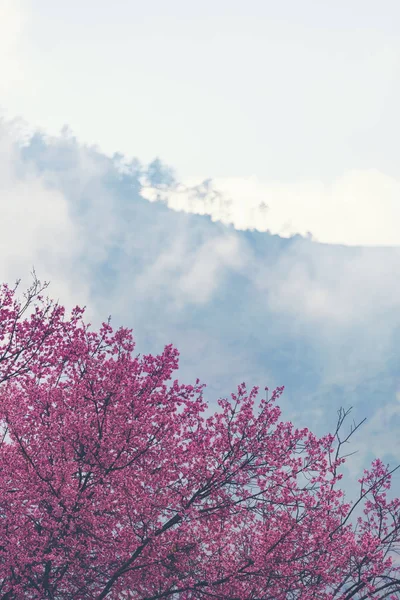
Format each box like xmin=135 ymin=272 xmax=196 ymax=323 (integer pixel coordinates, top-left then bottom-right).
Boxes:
xmin=0 ymin=277 xmax=399 ymax=598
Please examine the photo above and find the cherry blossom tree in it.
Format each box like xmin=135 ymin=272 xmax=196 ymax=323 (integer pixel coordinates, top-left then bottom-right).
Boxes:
xmin=0 ymin=275 xmax=399 ymax=599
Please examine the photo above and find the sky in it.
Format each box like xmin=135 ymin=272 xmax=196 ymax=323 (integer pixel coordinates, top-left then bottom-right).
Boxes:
xmin=2 ymin=0 xmax=400 ymax=245
xmin=0 ymin=0 xmax=400 ymax=505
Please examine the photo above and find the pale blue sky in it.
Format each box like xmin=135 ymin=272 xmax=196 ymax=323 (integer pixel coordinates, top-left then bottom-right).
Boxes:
xmin=1 ymin=0 xmax=400 ymax=244
xmin=7 ymin=0 xmax=400 ymax=177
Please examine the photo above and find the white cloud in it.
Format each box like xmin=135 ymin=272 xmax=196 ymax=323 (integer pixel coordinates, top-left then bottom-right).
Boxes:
xmin=135 ymin=229 xmax=248 ymax=308
xmin=0 ymin=122 xmax=90 ymax=315
xmin=142 ymin=170 xmax=400 ymax=247
xmin=251 ymin=244 xmax=400 ymax=327
xmin=177 ymin=235 xmax=246 ymax=304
